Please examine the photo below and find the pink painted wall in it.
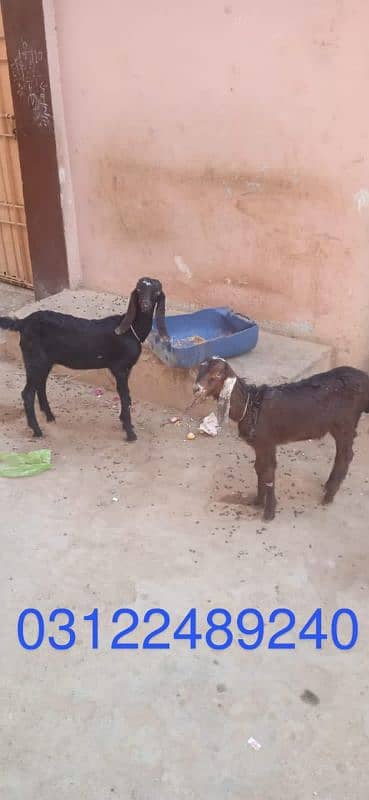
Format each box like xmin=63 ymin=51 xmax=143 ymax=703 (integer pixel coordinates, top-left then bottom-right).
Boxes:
xmin=53 ymin=0 xmax=369 ymax=365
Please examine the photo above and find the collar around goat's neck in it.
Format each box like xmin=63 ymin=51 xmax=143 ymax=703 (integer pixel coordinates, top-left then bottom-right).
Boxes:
xmin=237 ymin=391 xmax=250 ymax=423
xmin=130 ymin=323 xmax=142 ymax=343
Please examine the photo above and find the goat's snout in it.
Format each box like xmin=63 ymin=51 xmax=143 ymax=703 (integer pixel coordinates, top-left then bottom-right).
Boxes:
xmin=192 ymin=382 xmax=207 ymax=404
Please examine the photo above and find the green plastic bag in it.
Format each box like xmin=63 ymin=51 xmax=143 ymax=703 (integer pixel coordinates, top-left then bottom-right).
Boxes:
xmin=0 ymin=449 xmax=52 ymax=478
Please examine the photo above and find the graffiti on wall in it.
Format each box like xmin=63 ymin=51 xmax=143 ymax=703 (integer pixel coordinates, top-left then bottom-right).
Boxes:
xmin=10 ymin=40 xmax=52 ymax=129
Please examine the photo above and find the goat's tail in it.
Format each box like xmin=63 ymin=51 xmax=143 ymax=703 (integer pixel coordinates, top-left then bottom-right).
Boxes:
xmin=0 ymin=316 xmax=22 ymax=332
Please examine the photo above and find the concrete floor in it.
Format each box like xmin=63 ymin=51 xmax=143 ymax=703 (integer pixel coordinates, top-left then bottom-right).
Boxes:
xmin=1 ymin=355 xmax=369 ymax=800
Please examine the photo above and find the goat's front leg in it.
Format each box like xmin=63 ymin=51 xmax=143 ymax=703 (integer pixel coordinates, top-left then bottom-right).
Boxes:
xmin=253 ymin=452 xmax=267 ymax=507
xmin=257 ymin=447 xmax=277 ymax=521
xmin=112 ymin=368 xmax=137 ymax=442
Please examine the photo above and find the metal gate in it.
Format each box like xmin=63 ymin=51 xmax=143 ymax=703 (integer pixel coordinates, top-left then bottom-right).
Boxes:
xmin=0 ymin=8 xmax=32 ymax=287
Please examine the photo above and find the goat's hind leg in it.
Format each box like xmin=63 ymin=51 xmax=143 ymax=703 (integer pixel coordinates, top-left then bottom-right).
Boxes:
xmin=21 ymin=380 xmax=43 ymax=437
xmin=323 ymin=429 xmax=355 ymax=505
xmin=21 ymin=345 xmax=50 ymax=437
xmin=37 ymin=371 xmax=55 ymax=422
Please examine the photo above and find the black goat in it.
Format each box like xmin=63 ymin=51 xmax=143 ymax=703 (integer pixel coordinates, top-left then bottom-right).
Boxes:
xmin=193 ymin=358 xmax=369 ymax=520
xmin=0 ymin=277 xmax=169 ymax=441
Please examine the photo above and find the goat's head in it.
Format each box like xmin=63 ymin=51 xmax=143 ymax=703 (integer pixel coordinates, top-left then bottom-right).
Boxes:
xmin=115 ymin=277 xmax=169 ymax=339
xmin=193 ymin=357 xmax=234 ymax=403
xmin=136 ymin=277 xmax=163 ymax=314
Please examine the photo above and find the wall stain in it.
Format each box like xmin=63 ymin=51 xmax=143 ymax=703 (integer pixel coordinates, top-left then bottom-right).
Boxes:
xmin=92 ymin=152 xmax=349 ymax=329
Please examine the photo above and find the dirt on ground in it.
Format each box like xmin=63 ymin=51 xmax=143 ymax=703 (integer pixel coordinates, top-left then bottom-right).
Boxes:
xmin=1 ymin=356 xmax=369 ymax=800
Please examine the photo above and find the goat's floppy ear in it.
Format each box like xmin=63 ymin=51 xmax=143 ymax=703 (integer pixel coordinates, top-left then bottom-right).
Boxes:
xmin=155 ymin=291 xmax=170 ymax=341
xmin=115 ymin=290 xmax=138 ymax=335
xmin=216 ymin=376 xmax=237 ymax=426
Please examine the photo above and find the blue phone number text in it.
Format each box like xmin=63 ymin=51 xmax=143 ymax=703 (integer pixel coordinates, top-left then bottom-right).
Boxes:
xmin=17 ymin=607 xmax=358 ymax=651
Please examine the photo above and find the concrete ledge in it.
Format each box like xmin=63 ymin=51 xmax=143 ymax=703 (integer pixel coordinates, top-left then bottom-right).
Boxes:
xmin=1 ymin=289 xmax=333 ymax=412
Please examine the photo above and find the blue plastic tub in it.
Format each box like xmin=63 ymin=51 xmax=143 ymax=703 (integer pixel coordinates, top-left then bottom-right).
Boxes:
xmin=148 ymin=307 xmax=259 ymax=368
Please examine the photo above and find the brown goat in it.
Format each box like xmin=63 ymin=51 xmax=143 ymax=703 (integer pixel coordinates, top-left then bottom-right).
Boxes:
xmin=193 ymin=357 xmax=369 ymax=520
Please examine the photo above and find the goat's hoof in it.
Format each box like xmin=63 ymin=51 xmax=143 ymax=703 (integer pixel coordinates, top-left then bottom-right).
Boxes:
xmin=47 ymin=414 xmax=56 ymax=423
xmin=263 ymin=508 xmax=276 ymax=521
xmin=126 ymin=431 xmax=137 ymax=442
xmin=33 ymin=430 xmax=43 ymax=438
xmin=322 ymin=493 xmax=333 ymax=506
